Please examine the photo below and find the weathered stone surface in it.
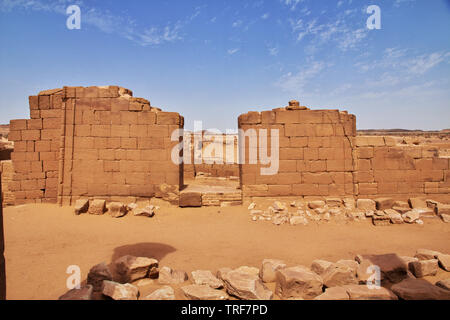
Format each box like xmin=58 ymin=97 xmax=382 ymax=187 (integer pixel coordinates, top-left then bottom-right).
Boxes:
xmin=314 ymin=287 xmax=349 ymax=300
xmin=59 ymin=285 xmax=93 ymax=300
xmin=392 ymin=206 xmax=411 ymax=214
xmin=385 ymin=209 xmax=403 ymax=224
xmin=358 ymin=253 xmax=407 ymax=283
xmin=375 ymin=198 xmax=394 ymax=210
xmin=399 ymin=256 xmax=418 ymax=266
xmin=191 ymin=270 xmax=223 ymax=289
xmin=223 ymin=270 xmax=273 ymax=300
xmin=102 ymin=280 xmax=139 ymax=300
xmin=343 ymin=198 xmax=356 ymax=210
xmin=322 ymin=263 xmax=358 ymax=288
xmin=108 ymin=202 xmax=127 ymax=218
xmin=337 ymin=260 xmax=359 ymax=273
xmin=74 ymin=199 xmax=89 ymax=215
xmin=343 ymin=284 xmax=398 ymax=300
xmin=273 ymin=201 xmax=287 ymax=211
xmin=372 ymin=215 xmax=390 ymax=226
xmin=436 ymin=279 xmax=450 ymax=291
xmin=133 ymin=206 xmax=155 ymax=217
xmin=326 ymin=198 xmax=342 ymax=207
xmin=275 ymin=266 xmax=323 ymax=300
xmin=409 ymin=198 xmax=427 ymax=209
xmin=216 ymin=267 xmax=232 ymax=281
xmin=114 ymin=255 xmax=158 ymax=283
xmin=247 ymin=202 xmax=256 ymax=210
xmin=436 ymin=254 xmax=450 ymax=272
xmin=289 ymin=216 xmax=308 ymax=225
xmin=179 ymin=192 xmax=202 ymax=207
xmin=181 ymin=284 xmax=229 ymax=300
xmin=87 ymin=262 xmax=113 ymax=291
xmin=158 ymin=266 xmax=188 ymax=285
xmin=272 ymin=214 xmax=288 ymax=225
xmin=415 ymin=248 xmax=441 ymax=260
xmin=260 ymin=259 xmax=287 ymax=283
xmin=311 ymin=260 xmax=333 ymax=276
xmin=391 ymin=278 xmax=450 ymax=300
xmin=308 ymin=200 xmax=325 ymax=209
xmin=144 ymin=286 xmax=175 ymax=300
xmin=356 ymin=258 xmax=374 ymax=284
xmin=234 ymin=266 xmax=260 ymax=276
xmin=88 ymin=199 xmax=106 ymax=215
xmin=437 ymin=203 xmax=450 ymax=215
xmin=441 ymin=214 xmax=450 ymax=223
xmin=409 ymin=259 xmax=439 ymax=278
xmin=357 ymin=199 xmax=376 ymax=211
xmin=402 ymin=209 xmax=421 ymax=223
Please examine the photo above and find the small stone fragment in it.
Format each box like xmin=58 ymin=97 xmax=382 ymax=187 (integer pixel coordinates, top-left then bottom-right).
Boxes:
xmin=102 ymin=280 xmax=139 ymax=300
xmin=74 ymin=199 xmax=89 ymax=215
xmin=88 ymin=199 xmax=106 ymax=215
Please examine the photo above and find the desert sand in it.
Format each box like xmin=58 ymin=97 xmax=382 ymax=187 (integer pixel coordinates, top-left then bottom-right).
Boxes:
xmin=3 ymin=201 xmax=450 ymax=300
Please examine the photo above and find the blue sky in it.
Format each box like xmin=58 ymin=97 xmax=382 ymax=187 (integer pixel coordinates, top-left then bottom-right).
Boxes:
xmin=0 ymin=0 xmax=449 ymax=131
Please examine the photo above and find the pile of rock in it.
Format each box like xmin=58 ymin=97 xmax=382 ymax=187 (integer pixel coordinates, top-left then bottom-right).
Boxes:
xmin=74 ymin=199 xmax=158 ymax=218
xmin=59 ymin=248 xmax=450 ymax=300
xmin=247 ymin=197 xmax=450 ymax=226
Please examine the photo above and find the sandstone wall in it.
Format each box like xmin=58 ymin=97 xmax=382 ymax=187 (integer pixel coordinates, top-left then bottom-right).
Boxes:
xmin=354 ymin=136 xmax=450 ymax=202
xmin=238 ymin=106 xmax=356 ymax=198
xmin=9 ymin=86 xmax=183 ymax=205
xmin=0 ymin=161 xmax=14 ymax=206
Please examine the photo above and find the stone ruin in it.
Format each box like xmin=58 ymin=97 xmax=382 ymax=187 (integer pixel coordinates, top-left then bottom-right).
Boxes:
xmin=4 ymin=86 xmax=450 ymax=207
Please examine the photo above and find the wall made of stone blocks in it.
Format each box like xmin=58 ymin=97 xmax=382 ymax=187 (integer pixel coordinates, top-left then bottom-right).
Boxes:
xmin=354 ymin=136 xmax=450 ymax=202
xmin=238 ymin=107 xmax=356 ymax=198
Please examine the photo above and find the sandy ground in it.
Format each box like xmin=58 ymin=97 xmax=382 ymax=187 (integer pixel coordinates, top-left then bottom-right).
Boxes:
xmin=3 ymin=202 xmax=450 ymax=300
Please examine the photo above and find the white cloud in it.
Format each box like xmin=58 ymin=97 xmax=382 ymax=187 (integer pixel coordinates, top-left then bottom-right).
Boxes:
xmin=227 ymin=48 xmax=240 ymax=55
xmin=406 ymin=52 xmax=449 ymax=75
xmin=232 ymin=20 xmax=243 ymax=28
xmin=276 ymin=61 xmax=326 ymax=94
xmin=268 ymin=47 xmax=279 ymax=56
xmin=261 ymin=13 xmax=269 ymax=19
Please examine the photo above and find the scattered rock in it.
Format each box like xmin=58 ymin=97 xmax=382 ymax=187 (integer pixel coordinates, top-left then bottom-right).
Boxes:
xmin=375 ymin=198 xmax=394 ymax=210
xmin=415 ymin=248 xmax=441 ymax=260
xmin=308 ymin=200 xmax=325 ymax=209
xmin=437 ymin=203 xmax=450 ymax=215
xmin=392 ymin=206 xmax=411 ymax=214
xmin=272 ymin=214 xmax=288 ymax=225
xmin=260 ymin=259 xmax=287 ymax=283
xmin=59 ymin=285 xmax=93 ymax=300
xmin=222 ymin=270 xmax=273 ymax=300
xmin=393 ymin=200 xmax=409 ymax=208
xmin=179 ymin=192 xmax=202 ymax=207
xmin=158 ymin=266 xmax=188 ymax=285
xmin=436 ymin=254 xmax=450 ymax=272
xmin=191 ymin=270 xmax=223 ymax=289
xmin=289 ymin=216 xmax=308 ymax=226
xmin=234 ymin=266 xmax=260 ymax=276
xmin=88 ymin=199 xmax=106 ymax=215
xmin=343 ymin=284 xmax=398 ymax=300
xmin=326 ymin=198 xmax=342 ymax=207
xmin=402 ymin=209 xmax=421 ymax=223
xmin=216 ymin=267 xmax=232 ymax=281
xmin=343 ymin=198 xmax=356 ymax=210
xmin=409 ymin=259 xmax=439 ymax=277
xmin=357 ymin=199 xmax=376 ymax=211
xmin=321 ymin=262 xmax=358 ymax=288
xmin=74 ymin=199 xmax=89 ymax=215
xmin=357 ymin=253 xmax=408 ymax=283
xmin=337 ymin=260 xmax=359 ymax=273
xmin=247 ymin=202 xmax=256 ymax=210
xmin=102 ymin=280 xmax=139 ymax=300
xmin=127 ymin=203 xmax=137 ymax=211
xmin=87 ymin=262 xmax=113 ymax=291
xmin=436 ymin=279 xmax=450 ymax=291
xmin=399 ymin=256 xmax=418 ymax=266
xmin=314 ymin=287 xmax=349 ymax=300
xmin=275 ymin=266 xmax=323 ymax=300
xmin=133 ymin=206 xmax=155 ymax=217
xmin=108 ymin=202 xmax=128 ymax=218
xmin=386 ymin=210 xmax=403 ymax=224
xmin=273 ymin=201 xmax=287 ymax=211
xmin=311 ymin=260 xmax=333 ymax=276
xmin=144 ymin=286 xmax=175 ymax=300
xmin=114 ymin=255 xmax=158 ymax=283
xmin=391 ymin=278 xmax=450 ymax=300
xmin=181 ymin=284 xmax=228 ymax=300
xmin=372 ymin=215 xmax=390 ymax=226
xmin=356 ymin=258 xmax=374 ymax=284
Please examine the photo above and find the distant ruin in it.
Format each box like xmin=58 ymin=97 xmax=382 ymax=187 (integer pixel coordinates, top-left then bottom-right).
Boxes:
xmin=5 ymin=86 xmax=450 ymax=206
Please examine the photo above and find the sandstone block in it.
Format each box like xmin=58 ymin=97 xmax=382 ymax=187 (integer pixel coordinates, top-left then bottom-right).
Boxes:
xmin=223 ymin=270 xmax=273 ymax=300
xmin=87 ymin=262 xmax=113 ymax=292
xmin=321 ymin=262 xmax=358 ymax=288
xmin=59 ymin=285 xmax=93 ymax=300
xmin=436 ymin=279 xmax=450 ymax=291
xmin=74 ymin=199 xmax=89 ymax=215
xmin=357 ymin=253 xmax=407 ymax=283
xmin=311 ymin=260 xmax=333 ymax=276
xmin=114 ymin=255 xmax=159 ymax=283
xmin=102 ymin=280 xmax=139 ymax=300
xmin=308 ymin=200 xmax=325 ymax=209
xmin=181 ymin=284 xmax=228 ymax=300
xmin=275 ymin=266 xmax=323 ymax=300
xmin=144 ymin=286 xmax=175 ymax=300
xmin=409 ymin=259 xmax=439 ymax=278
xmin=409 ymin=197 xmax=427 ymax=209
xmin=158 ymin=266 xmax=188 ymax=285
xmin=259 ymin=259 xmax=287 ymax=283
xmin=357 ymin=199 xmax=376 ymax=211
xmin=314 ymin=287 xmax=349 ymax=300
xmin=436 ymin=254 xmax=450 ymax=272
xmin=108 ymin=202 xmax=128 ymax=218
xmin=191 ymin=270 xmax=223 ymax=289
xmin=375 ymin=197 xmax=394 ymax=210
xmin=402 ymin=209 xmax=421 ymax=223
xmin=179 ymin=192 xmax=202 ymax=207
xmin=88 ymin=199 xmax=106 ymax=215
xmin=343 ymin=284 xmax=397 ymax=300
xmin=391 ymin=278 xmax=450 ymax=300
xmin=415 ymin=248 xmax=441 ymax=260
